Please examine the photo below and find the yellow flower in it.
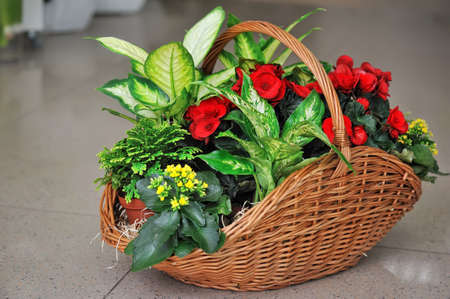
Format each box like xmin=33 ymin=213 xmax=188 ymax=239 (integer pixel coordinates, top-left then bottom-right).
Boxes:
xmin=169 ymin=171 xmax=180 ymax=178
xmin=187 ymin=172 xmax=196 ymax=180
xmin=183 ymin=165 xmax=192 ymax=172
xmin=432 ymin=149 xmax=439 ymax=155
xmin=202 ymin=182 xmax=208 ymax=189
xmin=171 ymin=199 xmax=180 ymax=210
xmin=185 ymin=180 xmax=194 ymax=189
xmin=165 ymin=165 xmax=175 ymax=172
xmin=159 ymin=196 xmax=165 ymax=202
xmin=175 ymin=164 xmax=182 ymax=171
xmin=181 ymin=171 xmax=188 ymax=178
xmin=177 ymin=181 xmax=183 ymax=187
xmin=156 ymin=185 xmax=164 ymax=195
xmin=179 ymin=195 xmax=189 ymax=206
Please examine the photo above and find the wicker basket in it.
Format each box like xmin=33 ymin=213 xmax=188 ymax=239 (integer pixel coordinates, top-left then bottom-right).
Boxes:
xmin=99 ymin=21 xmax=422 ymax=291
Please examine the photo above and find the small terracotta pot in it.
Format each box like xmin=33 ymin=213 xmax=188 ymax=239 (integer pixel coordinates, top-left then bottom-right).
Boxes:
xmin=118 ymin=196 xmax=153 ymax=224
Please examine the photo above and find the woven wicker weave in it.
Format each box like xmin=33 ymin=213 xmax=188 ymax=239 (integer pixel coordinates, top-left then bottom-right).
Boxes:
xmin=99 ymin=21 xmax=422 ymax=291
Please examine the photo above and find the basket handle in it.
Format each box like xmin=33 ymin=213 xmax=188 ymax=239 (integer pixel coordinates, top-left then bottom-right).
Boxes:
xmin=201 ymin=21 xmax=351 ymax=177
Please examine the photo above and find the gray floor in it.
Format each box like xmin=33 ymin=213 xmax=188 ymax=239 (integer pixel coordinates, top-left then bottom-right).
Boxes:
xmin=1 ymin=0 xmax=449 ymax=298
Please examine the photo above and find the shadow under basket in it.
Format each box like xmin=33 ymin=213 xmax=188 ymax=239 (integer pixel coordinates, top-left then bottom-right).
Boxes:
xmin=99 ymin=21 xmax=422 ymax=291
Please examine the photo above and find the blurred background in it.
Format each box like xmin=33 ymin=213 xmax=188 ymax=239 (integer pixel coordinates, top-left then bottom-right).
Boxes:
xmin=1 ymin=0 xmax=449 ymax=298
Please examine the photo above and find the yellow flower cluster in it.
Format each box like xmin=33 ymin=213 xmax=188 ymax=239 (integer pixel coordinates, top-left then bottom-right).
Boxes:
xmin=170 ymin=195 xmax=189 ymax=211
xmin=409 ymin=118 xmax=431 ymax=135
xmin=397 ymin=118 xmax=438 ymax=155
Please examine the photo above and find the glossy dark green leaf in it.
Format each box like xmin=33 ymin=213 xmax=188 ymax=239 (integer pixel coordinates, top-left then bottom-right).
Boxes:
xmin=411 ymin=144 xmax=435 ymax=168
xmin=281 ymin=90 xmax=324 ymax=145
xmin=215 ymin=231 xmax=226 ymax=251
xmin=181 ymin=201 xmax=205 ymax=227
xmin=197 ymin=150 xmax=254 ymax=175
xmin=174 ymin=239 xmax=196 ymax=258
xmin=206 ymin=195 xmax=232 ymax=215
xmin=392 ymin=148 xmax=414 ymax=163
xmin=224 ymin=110 xmax=257 ymax=141
xmin=131 ymin=211 xmax=180 ymax=271
xmin=196 ymin=171 xmax=223 ymax=202
xmin=183 ymin=213 xmax=221 ymax=254
xmin=370 ymin=97 xmax=390 ymax=120
xmin=356 ymin=114 xmax=377 ymax=135
xmin=136 ymin=177 xmax=172 ymax=212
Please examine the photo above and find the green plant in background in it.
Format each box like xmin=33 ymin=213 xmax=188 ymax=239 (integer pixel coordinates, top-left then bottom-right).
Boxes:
xmin=195 ymin=72 xmax=353 ymax=202
xmin=0 ymin=0 xmax=22 ymax=47
xmin=124 ymin=164 xmax=229 ymax=271
xmin=95 ymin=119 xmax=201 ymax=202
xmin=393 ymin=118 xmax=448 ymax=182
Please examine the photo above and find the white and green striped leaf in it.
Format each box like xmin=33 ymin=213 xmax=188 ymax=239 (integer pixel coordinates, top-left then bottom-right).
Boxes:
xmin=262 ymin=8 xmax=325 ymax=63
xmin=88 ymin=36 xmax=148 ymax=64
xmin=183 ymin=6 xmax=225 ymax=67
xmin=130 ymin=59 xmax=146 ymax=77
xmin=272 ymin=27 xmax=321 ymax=65
xmin=97 ymin=79 xmax=156 ymax=118
xmin=128 ymin=74 xmax=171 ymax=110
xmin=144 ymin=42 xmax=195 ymax=100
xmin=227 ymin=13 xmax=264 ymax=63
xmin=218 ymin=50 xmax=238 ymax=68
xmin=197 ymin=67 xmax=235 ymax=100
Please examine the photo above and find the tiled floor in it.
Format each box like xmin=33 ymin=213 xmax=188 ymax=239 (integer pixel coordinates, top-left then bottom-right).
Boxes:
xmin=1 ymin=0 xmax=449 ymax=298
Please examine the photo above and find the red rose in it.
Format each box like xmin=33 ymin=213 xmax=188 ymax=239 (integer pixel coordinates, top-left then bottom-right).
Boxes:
xmin=351 ymin=125 xmax=368 ymax=145
xmin=286 ymin=80 xmax=311 ymax=98
xmin=184 ymin=97 xmax=227 ymax=122
xmin=322 ymin=115 xmax=353 ymax=143
xmin=328 ymin=72 xmax=339 ymax=89
xmin=305 ymin=81 xmax=323 ymax=94
xmin=336 ymin=55 xmax=354 ymax=68
xmin=357 ymin=71 xmax=378 ymax=93
xmin=189 ymin=118 xmax=221 ymax=142
xmin=333 ymin=64 xmax=355 ymax=92
xmin=250 ymin=64 xmax=286 ymax=103
xmin=377 ymin=79 xmax=390 ymax=100
xmin=356 ymin=97 xmax=370 ymax=111
xmin=382 ymin=71 xmax=392 ymax=82
xmin=387 ymin=106 xmax=408 ymax=135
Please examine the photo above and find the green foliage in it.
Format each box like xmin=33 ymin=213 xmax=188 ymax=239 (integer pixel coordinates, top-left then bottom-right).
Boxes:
xmin=125 ymin=166 xmax=227 ymax=270
xmin=193 ymin=72 xmax=352 ymax=201
xmin=95 ymin=119 xmax=201 ymax=202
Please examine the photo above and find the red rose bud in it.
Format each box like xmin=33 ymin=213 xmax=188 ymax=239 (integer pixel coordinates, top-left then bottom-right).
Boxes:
xmin=358 ymin=72 xmax=378 ymax=93
xmin=361 ymin=62 xmax=376 ymax=74
xmin=254 ymin=64 xmax=284 ymax=77
xmin=387 ymin=106 xmax=408 ymax=134
xmin=377 ymin=79 xmax=390 ymax=100
xmin=334 ymin=64 xmax=355 ymax=92
xmin=305 ymin=81 xmax=323 ymax=94
xmin=351 ymin=125 xmax=368 ymax=145
xmin=189 ymin=118 xmax=221 ymax=141
xmin=231 ymin=67 xmax=244 ymax=95
xmin=328 ymin=72 xmax=339 ymax=89
xmin=356 ymin=97 xmax=370 ymax=111
xmin=286 ymin=80 xmax=311 ymax=98
xmin=389 ymin=128 xmax=399 ymax=139
xmin=336 ymin=55 xmax=354 ymax=68
xmin=382 ymin=71 xmax=392 ymax=82
xmin=322 ymin=115 xmax=353 ymax=143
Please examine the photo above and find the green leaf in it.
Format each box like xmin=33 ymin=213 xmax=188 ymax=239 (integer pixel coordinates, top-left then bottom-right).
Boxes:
xmin=131 ymin=211 xmax=180 ymax=271
xmin=166 ymin=87 xmax=190 ymax=118
xmin=198 ymin=150 xmax=254 ymax=175
xmin=411 ymin=144 xmax=435 ymax=168
xmin=218 ymin=50 xmax=238 ymax=68
xmin=101 ymin=107 xmax=137 ymax=124
xmin=392 ymin=148 xmax=414 ymax=164
xmin=272 ymin=27 xmax=321 ymax=65
xmin=130 ymin=59 xmax=147 ymax=77
xmin=262 ymin=8 xmax=325 ymax=63
xmin=183 ymin=6 xmax=225 ymax=67
xmin=88 ymin=36 xmax=148 ymax=64
xmin=196 ymin=171 xmax=223 ymax=202
xmin=281 ymin=89 xmax=325 ymax=145
xmin=97 ymin=79 xmax=157 ymax=118
xmin=276 ymin=154 xmax=326 ymax=181
xmin=227 ymin=13 xmax=265 ymax=62
xmin=136 ymin=177 xmax=171 ymax=212
xmin=131 ymin=162 xmax=147 ymax=175
xmin=181 ymin=201 xmax=205 ymax=227
xmin=356 ymin=114 xmax=377 ymax=135
xmin=128 ymin=74 xmax=171 ymax=109
xmin=197 ymin=67 xmax=236 ymax=100
xmin=216 ymin=231 xmax=226 ymax=251
xmin=216 ymin=195 xmax=231 ymax=215
xmin=283 ymin=121 xmax=354 ymax=172
xmin=370 ymin=97 xmax=390 ymax=120
xmin=174 ymin=239 xmax=196 ymax=258
xmin=145 ymin=42 xmax=195 ymax=100
xmin=223 ymin=110 xmax=257 ymax=141
xmin=182 ymin=213 xmax=221 ymax=254
xmin=217 ymin=130 xmax=267 ymax=161
xmin=124 ymin=239 xmax=134 ymax=255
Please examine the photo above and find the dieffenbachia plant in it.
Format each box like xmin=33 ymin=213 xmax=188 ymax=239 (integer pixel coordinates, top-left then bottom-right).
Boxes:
xmin=88 ymin=6 xmax=236 ymax=123
xmin=194 ymin=73 xmax=353 ymax=202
